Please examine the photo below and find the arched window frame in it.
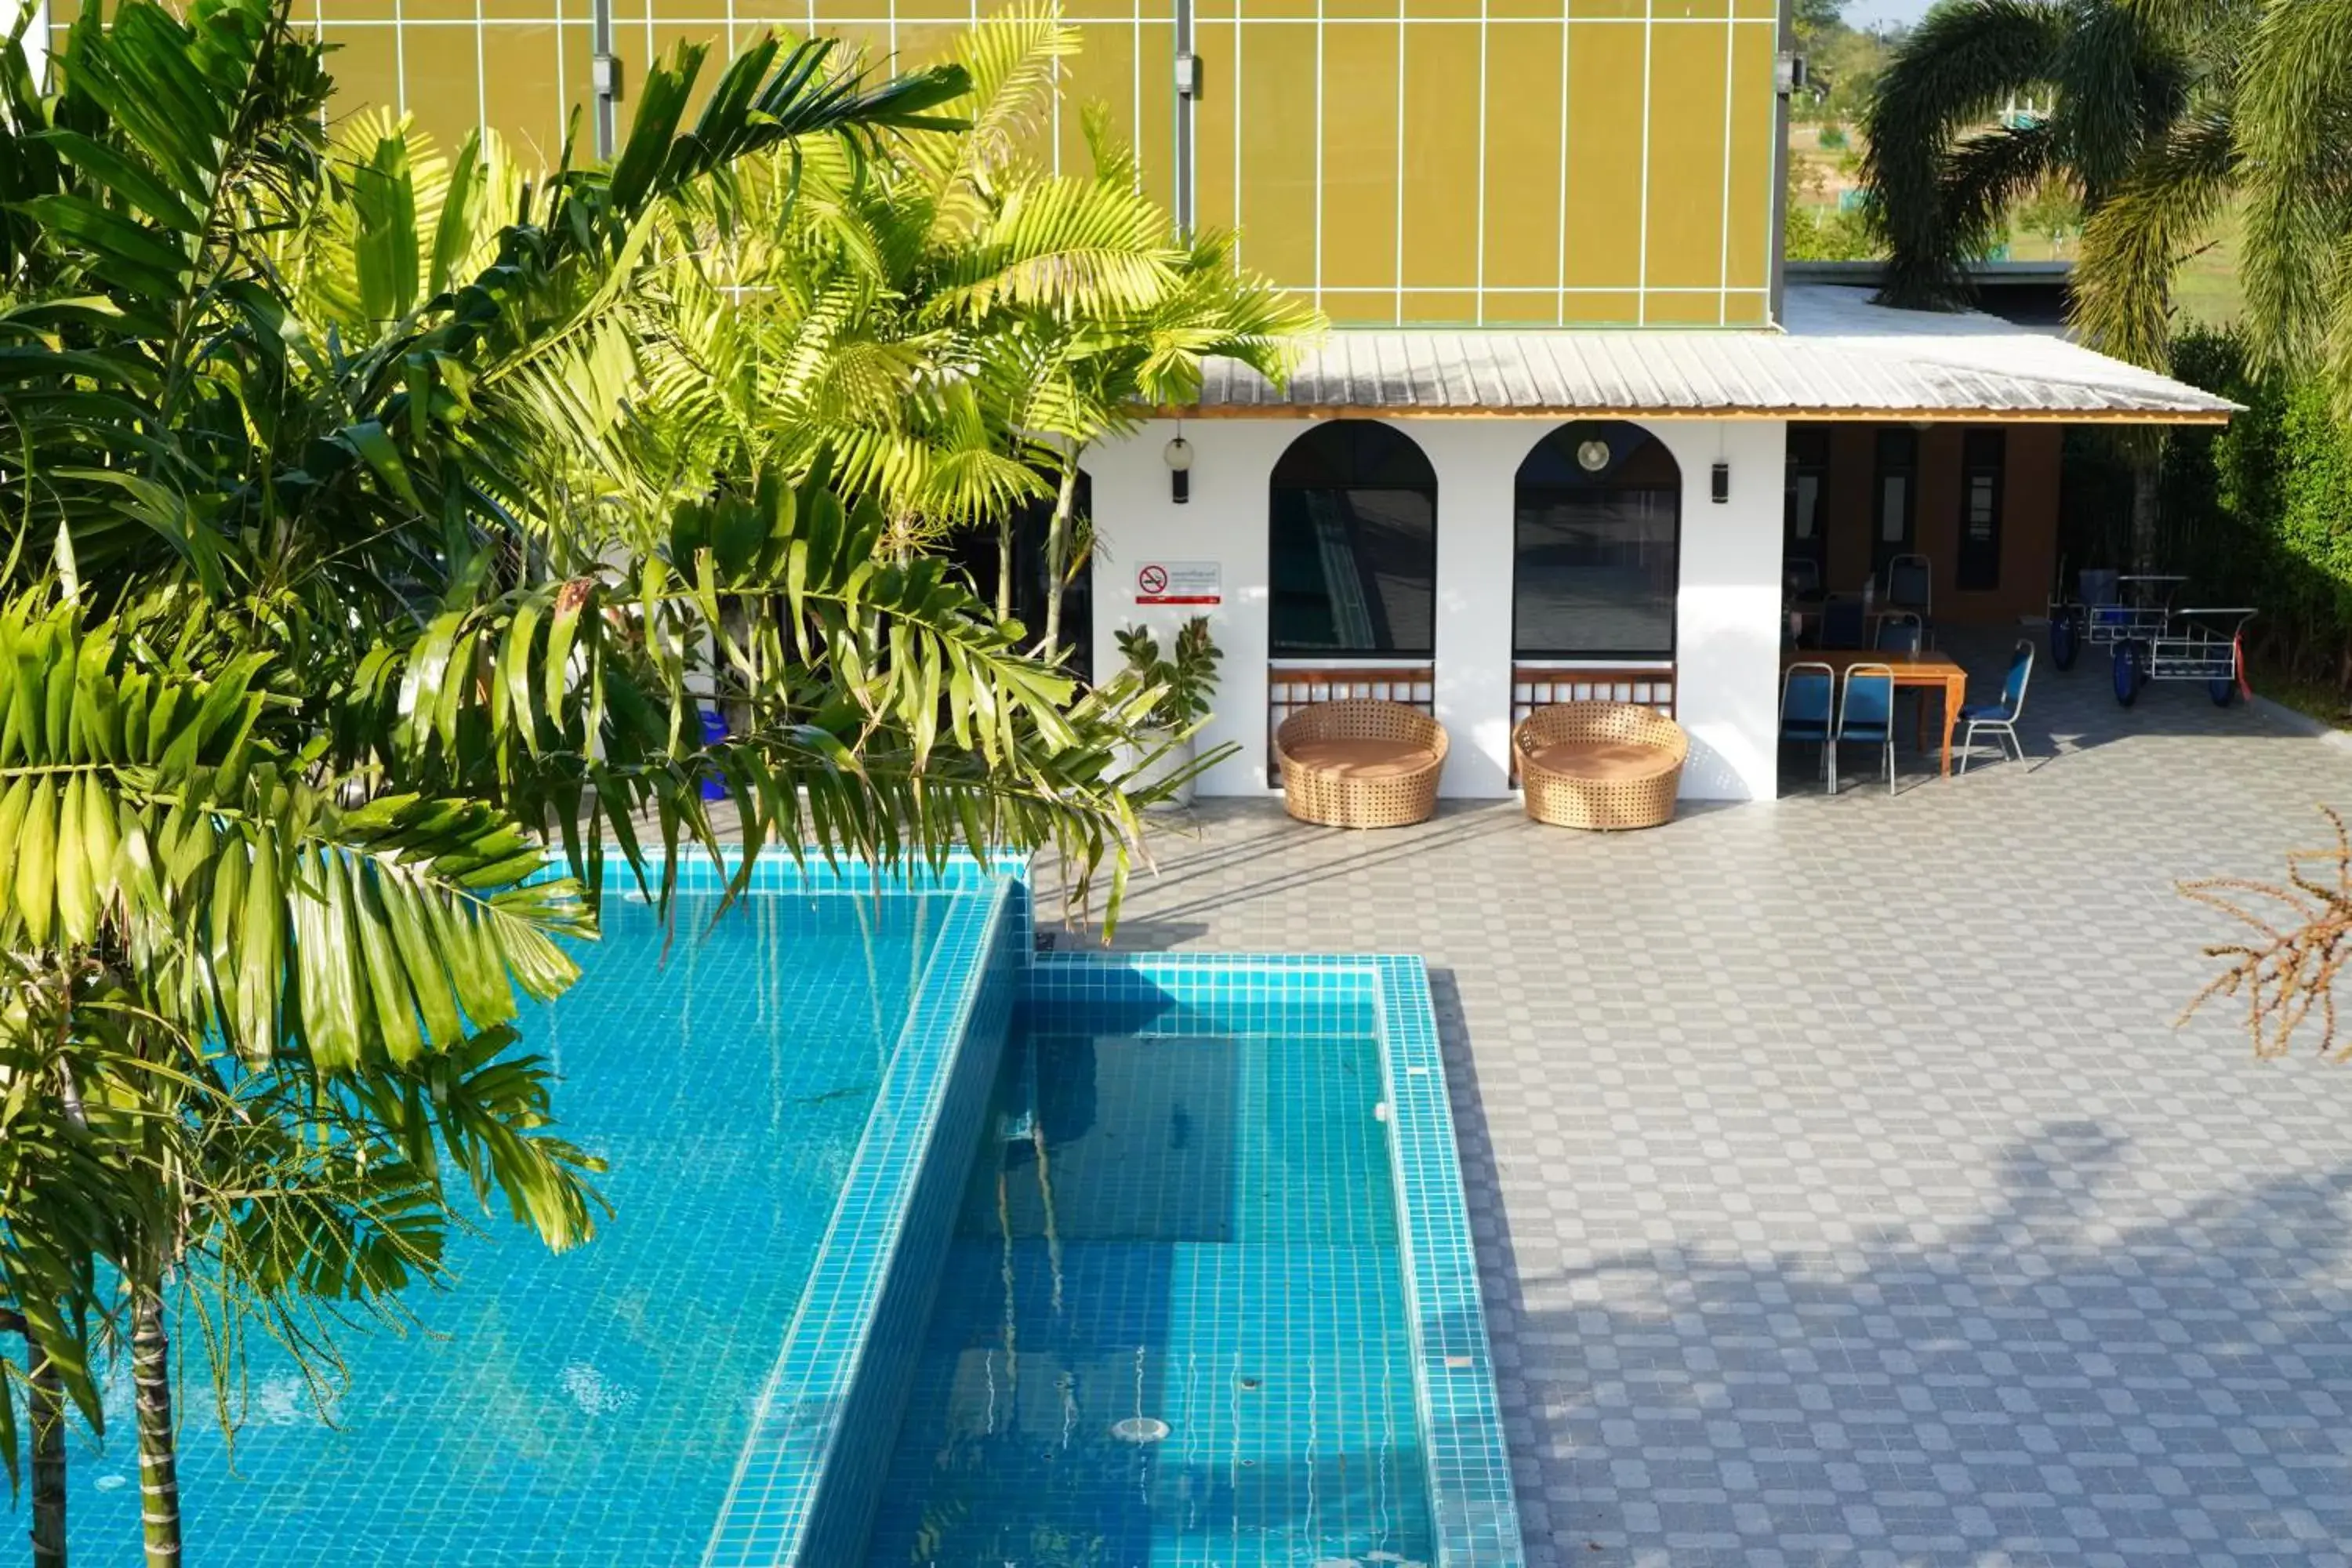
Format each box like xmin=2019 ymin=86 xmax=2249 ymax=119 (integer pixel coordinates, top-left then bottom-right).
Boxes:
xmin=1511 ymin=421 xmax=1682 ymax=662
xmin=1267 ymin=419 xmax=1439 ymax=660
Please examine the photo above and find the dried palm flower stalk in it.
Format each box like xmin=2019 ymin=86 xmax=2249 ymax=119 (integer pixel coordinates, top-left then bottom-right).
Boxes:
xmin=2180 ymin=807 xmax=2352 ymax=1060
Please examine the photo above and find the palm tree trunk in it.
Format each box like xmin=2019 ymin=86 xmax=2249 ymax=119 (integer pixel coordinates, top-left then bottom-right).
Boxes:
xmin=1040 ymin=448 xmax=1081 ymax=662
xmin=2129 ymin=455 xmax=2161 ymax=573
xmin=995 ymin=514 xmax=1014 ymax=624
xmin=131 ymin=1286 xmax=182 ymax=1568
xmin=27 ymin=1336 xmax=67 ymax=1568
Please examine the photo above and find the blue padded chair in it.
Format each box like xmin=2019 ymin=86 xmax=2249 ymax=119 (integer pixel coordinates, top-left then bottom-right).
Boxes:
xmin=1875 ymin=613 xmax=1924 ymax=655
xmin=1886 ymin=553 xmax=1933 ymax=639
xmin=1780 ymin=662 xmax=1836 ymax=791
xmin=1820 ymin=593 xmax=1868 ymax=650
xmin=1959 ymin=640 xmax=2035 ymax=774
xmin=1836 ymin=662 xmax=1898 ymax=796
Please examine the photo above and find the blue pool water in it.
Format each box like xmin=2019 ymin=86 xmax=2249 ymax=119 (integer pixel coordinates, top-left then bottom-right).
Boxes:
xmin=16 ymin=885 xmax=964 ymax=1566
xmin=862 ymin=1025 xmax=1436 ymax=1566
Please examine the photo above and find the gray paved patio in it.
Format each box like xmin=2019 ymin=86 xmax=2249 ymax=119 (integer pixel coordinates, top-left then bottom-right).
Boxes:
xmin=1057 ymin=634 xmax=2352 ymax=1567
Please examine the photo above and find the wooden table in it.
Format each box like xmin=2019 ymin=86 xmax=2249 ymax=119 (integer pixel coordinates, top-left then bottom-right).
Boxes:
xmin=1781 ymin=649 xmax=1970 ymax=777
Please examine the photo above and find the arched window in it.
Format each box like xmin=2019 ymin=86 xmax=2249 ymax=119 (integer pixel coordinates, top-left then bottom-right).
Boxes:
xmin=1269 ymin=420 xmax=1438 ymax=658
xmin=1513 ymin=421 xmax=1680 ymax=659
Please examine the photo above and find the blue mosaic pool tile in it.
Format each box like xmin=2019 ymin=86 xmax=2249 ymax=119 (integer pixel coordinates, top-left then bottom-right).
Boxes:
xmin=1371 ymin=955 xmax=1528 ymax=1568
xmin=869 ymin=951 xmax=1526 ymax=1568
xmin=701 ymin=875 xmax=1022 ymax=1567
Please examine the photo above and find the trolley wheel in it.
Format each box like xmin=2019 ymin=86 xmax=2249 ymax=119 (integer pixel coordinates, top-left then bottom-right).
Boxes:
xmin=2049 ymin=612 xmax=2079 ymax=670
xmin=2210 ymin=677 xmax=2236 ymax=707
xmin=2112 ymin=643 xmax=2140 ymax=706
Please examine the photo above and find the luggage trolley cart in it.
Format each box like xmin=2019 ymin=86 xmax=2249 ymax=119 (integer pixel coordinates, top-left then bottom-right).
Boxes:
xmin=2112 ymin=603 xmax=2256 ymax=708
xmin=2046 ymin=567 xmax=2182 ymax=673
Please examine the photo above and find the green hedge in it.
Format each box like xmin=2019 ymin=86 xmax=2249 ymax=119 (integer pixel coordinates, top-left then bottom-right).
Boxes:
xmin=2157 ymin=329 xmax=2352 ymax=692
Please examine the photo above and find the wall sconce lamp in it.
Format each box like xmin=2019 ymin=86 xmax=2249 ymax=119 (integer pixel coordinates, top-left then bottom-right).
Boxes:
xmin=1711 ymin=459 xmax=1730 ymax=504
xmin=1164 ymin=435 xmax=1193 ymax=504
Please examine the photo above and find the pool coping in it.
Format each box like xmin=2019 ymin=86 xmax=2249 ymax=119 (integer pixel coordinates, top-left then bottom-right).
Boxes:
xmin=1024 ymin=950 xmax=1529 ymax=1568
xmin=696 ymin=870 xmax=1012 ymax=1566
xmin=554 ymin=846 xmax=1018 ymax=1567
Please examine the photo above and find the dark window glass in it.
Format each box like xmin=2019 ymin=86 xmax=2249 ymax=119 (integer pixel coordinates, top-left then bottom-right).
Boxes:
xmin=1512 ymin=421 xmax=1681 ymax=659
xmin=1784 ymin=426 xmax=1830 ymax=588
xmin=1958 ymin=429 xmax=2004 ymax=590
xmin=1871 ymin=428 xmax=1918 ymax=575
xmin=1269 ymin=421 xmax=1438 ymax=657
xmin=949 ymin=471 xmax=1093 ymax=681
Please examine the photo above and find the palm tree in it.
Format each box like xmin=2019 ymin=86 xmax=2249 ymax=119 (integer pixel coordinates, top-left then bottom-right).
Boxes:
xmin=1860 ymin=0 xmax=2245 ymax=566
xmin=0 ymin=2 xmax=1188 ymax=1562
xmin=648 ymin=11 xmax=1323 ymax=659
xmin=1862 ymin=0 xmax=2219 ymax=313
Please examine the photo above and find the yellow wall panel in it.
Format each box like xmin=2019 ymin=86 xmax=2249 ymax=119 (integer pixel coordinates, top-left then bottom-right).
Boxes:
xmin=399 ymin=27 xmax=482 ymax=154
xmin=1327 ymin=0 xmax=1399 ymax=17
xmin=1483 ymin=291 xmax=1562 ymax=325
xmin=1132 ymin=20 xmax=1178 ymax=218
xmin=1566 ymin=0 xmax=1646 ymax=19
xmin=1401 ymin=289 xmax=1477 ymax=322
xmin=1192 ymin=16 xmax=1240 ymax=236
xmin=1403 ymin=0 xmax=1482 ymax=18
xmin=1325 ymin=292 xmax=1396 ymax=326
xmin=1643 ymin=290 xmax=1725 ymax=325
xmin=1561 ymin=289 xmax=1640 ymax=325
xmin=1233 ymin=20 xmax=1318 ymax=293
xmin=317 ymin=0 xmax=402 ymax=21
xmin=1721 ymin=291 xmax=1769 ymax=326
xmin=318 ymin=25 xmax=405 ymax=120
xmin=1319 ymin=20 xmax=1399 ymax=293
xmin=1399 ymin=20 xmax=1479 ymax=296
xmin=1560 ymin=20 xmax=1642 ymax=293
xmin=1642 ymin=20 xmax=1728 ymax=291
xmin=480 ymin=25 xmax=566 ymax=159
xmin=891 ymin=0 xmax=973 ymax=20
xmin=1481 ymin=18 xmax=1563 ymax=292
xmin=1055 ymin=24 xmax=1139 ymax=176
xmin=1722 ymin=18 xmax=1775 ymax=292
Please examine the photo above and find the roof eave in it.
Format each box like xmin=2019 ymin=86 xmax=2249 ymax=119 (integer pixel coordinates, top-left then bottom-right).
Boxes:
xmin=1149 ymin=402 xmax=2239 ymax=425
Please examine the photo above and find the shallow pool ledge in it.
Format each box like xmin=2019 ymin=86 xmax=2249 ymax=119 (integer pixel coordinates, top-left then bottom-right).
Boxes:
xmin=699 ymin=866 xmax=1022 ymax=1567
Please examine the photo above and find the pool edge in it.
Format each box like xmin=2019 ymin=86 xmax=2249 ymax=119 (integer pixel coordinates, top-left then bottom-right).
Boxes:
xmin=1024 ymin=949 xmax=1530 ymax=1568
xmin=695 ymin=860 xmax=1026 ymax=1567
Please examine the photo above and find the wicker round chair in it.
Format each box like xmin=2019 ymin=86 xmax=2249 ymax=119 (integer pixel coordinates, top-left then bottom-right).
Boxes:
xmin=1512 ymin=701 xmax=1688 ymax=830
xmin=1275 ymin=699 xmax=1449 ymax=828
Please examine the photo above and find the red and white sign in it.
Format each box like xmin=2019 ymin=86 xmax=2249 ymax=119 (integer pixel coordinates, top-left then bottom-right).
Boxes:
xmin=1134 ymin=560 xmax=1221 ymax=605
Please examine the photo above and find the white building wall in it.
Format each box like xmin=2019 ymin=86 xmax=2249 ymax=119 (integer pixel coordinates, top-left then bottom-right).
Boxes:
xmin=5 ymin=0 xmax=45 ymax=78
xmin=1086 ymin=415 xmax=1788 ymax=803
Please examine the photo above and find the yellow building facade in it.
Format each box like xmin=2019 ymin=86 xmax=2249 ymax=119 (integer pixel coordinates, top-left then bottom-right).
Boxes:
xmin=42 ymin=0 xmax=1781 ymax=326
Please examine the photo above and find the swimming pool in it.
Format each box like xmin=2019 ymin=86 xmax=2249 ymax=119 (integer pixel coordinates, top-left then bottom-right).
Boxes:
xmin=9 ymin=862 xmax=1520 ymax=1566
xmin=10 ymin=864 xmax=1006 ymax=1567
xmin=858 ymin=956 xmax=1526 ymax=1568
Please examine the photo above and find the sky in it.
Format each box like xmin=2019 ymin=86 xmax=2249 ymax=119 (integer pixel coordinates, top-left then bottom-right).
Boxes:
xmin=1844 ymin=0 xmax=1937 ymax=33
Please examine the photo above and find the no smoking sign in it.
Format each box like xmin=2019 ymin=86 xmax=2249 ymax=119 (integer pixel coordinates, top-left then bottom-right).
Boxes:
xmin=1134 ymin=560 xmax=1221 ymax=605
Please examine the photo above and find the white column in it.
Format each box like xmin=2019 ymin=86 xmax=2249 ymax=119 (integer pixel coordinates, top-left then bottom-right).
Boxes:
xmin=1087 ymin=418 xmax=1298 ymax=796
xmin=6 ymin=0 xmax=48 ymax=81
xmin=1424 ymin=420 xmax=1528 ymax=799
xmin=1661 ymin=419 xmax=1786 ymax=800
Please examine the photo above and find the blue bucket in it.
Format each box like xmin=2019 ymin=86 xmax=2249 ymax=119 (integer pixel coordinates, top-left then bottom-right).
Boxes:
xmin=699 ymin=706 xmax=730 ymax=802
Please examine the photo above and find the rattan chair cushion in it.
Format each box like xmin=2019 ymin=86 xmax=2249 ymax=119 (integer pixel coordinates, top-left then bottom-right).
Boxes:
xmin=1280 ymin=737 xmax=1442 ymax=780
xmin=1520 ymin=740 xmax=1674 ymax=782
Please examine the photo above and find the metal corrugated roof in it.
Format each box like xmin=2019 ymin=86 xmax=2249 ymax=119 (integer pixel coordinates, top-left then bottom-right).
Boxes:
xmin=1184 ymin=285 xmax=2239 ymax=423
